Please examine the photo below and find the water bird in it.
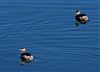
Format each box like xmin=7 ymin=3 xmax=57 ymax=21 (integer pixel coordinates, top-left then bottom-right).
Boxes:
xmin=75 ymin=10 xmax=89 ymax=26
xmin=20 ymin=48 xmax=33 ymax=65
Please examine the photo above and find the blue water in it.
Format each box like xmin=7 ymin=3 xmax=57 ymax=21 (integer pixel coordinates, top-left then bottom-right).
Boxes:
xmin=0 ymin=0 xmax=100 ymax=72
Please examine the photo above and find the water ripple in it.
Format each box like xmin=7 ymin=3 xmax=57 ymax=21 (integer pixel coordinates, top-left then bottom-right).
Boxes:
xmin=1 ymin=0 xmax=100 ymax=72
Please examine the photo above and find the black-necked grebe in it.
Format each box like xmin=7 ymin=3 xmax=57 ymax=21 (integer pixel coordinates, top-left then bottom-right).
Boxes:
xmin=20 ymin=48 xmax=33 ymax=64
xmin=75 ymin=10 xmax=89 ymax=26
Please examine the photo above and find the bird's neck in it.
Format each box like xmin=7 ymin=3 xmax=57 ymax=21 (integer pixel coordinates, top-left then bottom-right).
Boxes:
xmin=76 ymin=11 xmax=80 ymax=15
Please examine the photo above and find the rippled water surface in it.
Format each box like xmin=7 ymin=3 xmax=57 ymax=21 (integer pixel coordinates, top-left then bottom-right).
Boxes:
xmin=0 ymin=0 xmax=100 ymax=72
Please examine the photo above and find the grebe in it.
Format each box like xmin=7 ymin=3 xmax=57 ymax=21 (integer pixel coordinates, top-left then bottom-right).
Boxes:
xmin=20 ymin=48 xmax=33 ymax=64
xmin=75 ymin=10 xmax=89 ymax=26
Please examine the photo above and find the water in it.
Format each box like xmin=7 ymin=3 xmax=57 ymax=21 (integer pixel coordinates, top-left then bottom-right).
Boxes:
xmin=0 ymin=0 xmax=100 ymax=72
